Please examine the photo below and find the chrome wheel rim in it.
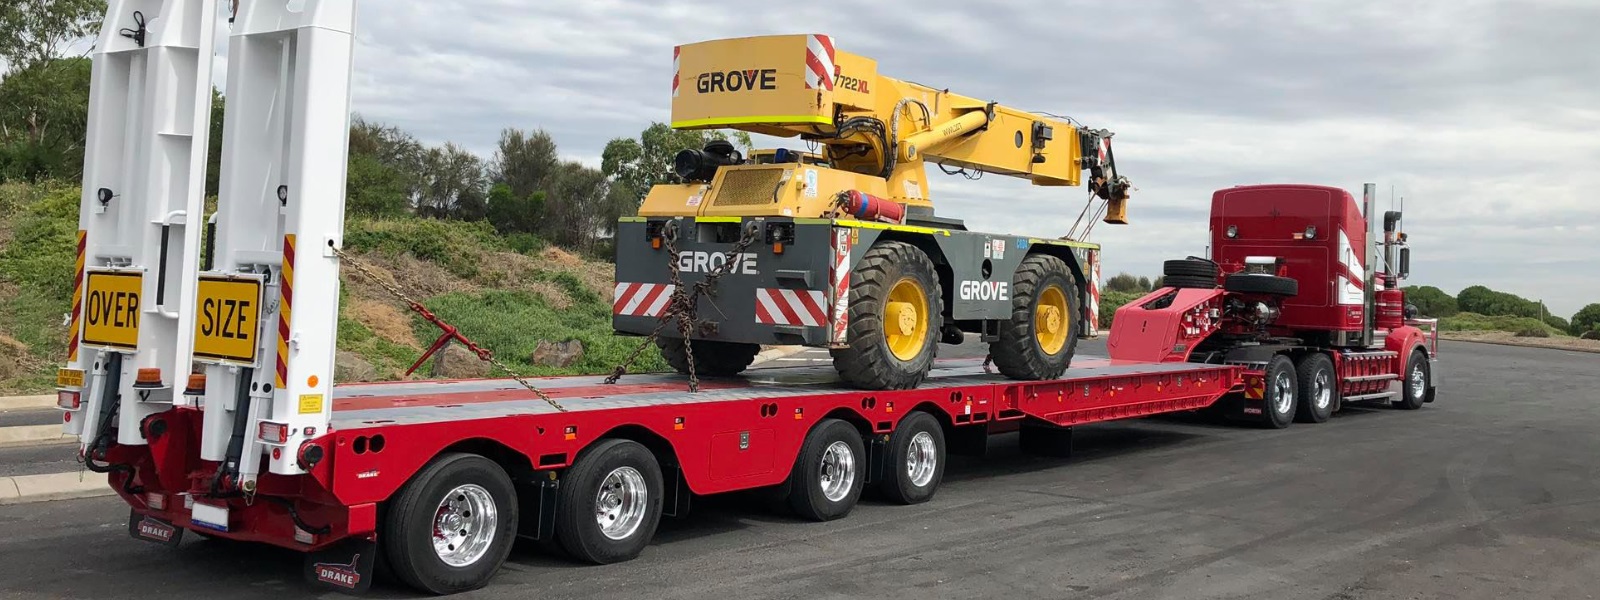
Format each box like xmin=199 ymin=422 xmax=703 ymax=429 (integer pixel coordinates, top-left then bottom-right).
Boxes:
xmin=819 ymin=440 xmax=856 ymax=502
xmin=595 ymin=466 xmax=648 ymax=541
xmin=432 ymin=484 xmax=497 ymax=567
xmin=1273 ymin=371 xmax=1295 ymax=415
xmin=1410 ymin=364 xmax=1426 ymax=400
xmin=1313 ymin=370 xmax=1332 ymax=411
xmin=905 ymin=431 xmax=938 ymax=488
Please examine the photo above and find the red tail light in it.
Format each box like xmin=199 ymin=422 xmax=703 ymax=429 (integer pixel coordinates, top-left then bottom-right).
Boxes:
xmin=57 ymin=390 xmax=81 ymax=410
xmin=258 ymin=421 xmax=289 ymax=444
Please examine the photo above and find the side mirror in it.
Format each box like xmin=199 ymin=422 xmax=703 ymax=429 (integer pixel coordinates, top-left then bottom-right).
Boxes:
xmin=1399 ymin=247 xmax=1411 ymax=278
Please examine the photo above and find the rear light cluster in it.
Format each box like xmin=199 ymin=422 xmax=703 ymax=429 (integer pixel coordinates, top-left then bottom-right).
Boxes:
xmin=258 ymin=421 xmax=290 ymax=444
xmin=57 ymin=390 xmax=81 ymax=410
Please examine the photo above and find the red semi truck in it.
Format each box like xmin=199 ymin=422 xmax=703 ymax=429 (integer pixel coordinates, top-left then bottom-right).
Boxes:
xmin=55 ymin=2 xmax=1438 ymax=596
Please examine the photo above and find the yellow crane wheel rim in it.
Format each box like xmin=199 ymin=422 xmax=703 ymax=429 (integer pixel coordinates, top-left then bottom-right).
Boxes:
xmin=1035 ymin=284 xmax=1071 ymax=355
xmin=884 ymin=277 xmax=929 ymax=361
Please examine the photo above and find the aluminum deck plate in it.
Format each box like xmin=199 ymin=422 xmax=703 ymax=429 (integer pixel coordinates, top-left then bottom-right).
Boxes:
xmin=330 ymin=355 xmax=1223 ymax=429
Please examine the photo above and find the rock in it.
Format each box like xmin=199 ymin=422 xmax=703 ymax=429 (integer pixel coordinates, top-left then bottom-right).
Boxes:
xmin=432 ymin=344 xmax=491 ymax=379
xmin=335 ymin=350 xmax=378 ymax=382
xmin=530 ymin=339 xmax=584 ymax=368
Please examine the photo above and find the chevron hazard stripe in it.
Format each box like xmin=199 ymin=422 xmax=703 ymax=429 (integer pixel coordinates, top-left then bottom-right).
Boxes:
xmin=614 ymin=282 xmax=676 ymax=317
xmin=805 ymin=34 xmax=835 ymax=91
xmin=756 ymin=288 xmax=828 ymax=327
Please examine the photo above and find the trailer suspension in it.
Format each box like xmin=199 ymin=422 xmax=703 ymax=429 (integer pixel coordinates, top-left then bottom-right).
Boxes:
xmin=605 ymin=219 xmax=760 ymax=392
xmin=329 ymin=246 xmax=566 ymax=412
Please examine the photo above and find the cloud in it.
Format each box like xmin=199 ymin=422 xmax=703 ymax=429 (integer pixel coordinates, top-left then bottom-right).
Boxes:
xmin=212 ymin=0 xmax=1598 ymax=316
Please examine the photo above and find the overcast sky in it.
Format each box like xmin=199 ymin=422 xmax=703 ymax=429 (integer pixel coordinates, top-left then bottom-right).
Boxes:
xmin=211 ymin=0 xmax=1598 ymax=317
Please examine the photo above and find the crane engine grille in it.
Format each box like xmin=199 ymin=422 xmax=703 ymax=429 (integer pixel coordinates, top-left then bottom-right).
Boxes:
xmin=710 ymin=167 xmax=788 ymax=206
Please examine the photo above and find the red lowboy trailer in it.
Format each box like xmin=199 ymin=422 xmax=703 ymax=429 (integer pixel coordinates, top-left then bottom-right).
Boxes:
xmin=113 ymin=357 xmax=1240 ymax=593
xmin=57 ymin=2 xmax=1437 ymax=596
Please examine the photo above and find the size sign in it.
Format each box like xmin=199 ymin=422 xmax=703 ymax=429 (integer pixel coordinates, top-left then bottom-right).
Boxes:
xmin=82 ymin=271 xmax=143 ymax=350
xmin=193 ymin=275 xmax=264 ymax=364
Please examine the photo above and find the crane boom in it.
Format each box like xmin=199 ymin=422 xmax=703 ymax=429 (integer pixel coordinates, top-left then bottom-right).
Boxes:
xmin=649 ymin=33 xmax=1130 ymax=224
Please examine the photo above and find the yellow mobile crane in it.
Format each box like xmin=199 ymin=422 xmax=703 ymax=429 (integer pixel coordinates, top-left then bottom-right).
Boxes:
xmin=612 ymin=33 xmax=1131 ymax=390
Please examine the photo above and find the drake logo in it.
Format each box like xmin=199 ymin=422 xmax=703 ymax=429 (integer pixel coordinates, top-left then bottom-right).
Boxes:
xmin=314 ymin=555 xmax=362 ymax=589
xmin=136 ymin=517 xmax=176 ymax=542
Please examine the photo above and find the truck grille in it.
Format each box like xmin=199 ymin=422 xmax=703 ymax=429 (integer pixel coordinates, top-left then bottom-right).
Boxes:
xmin=710 ymin=167 xmax=787 ymax=206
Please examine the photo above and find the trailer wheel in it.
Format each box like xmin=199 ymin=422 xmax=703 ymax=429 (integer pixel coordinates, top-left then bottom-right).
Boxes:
xmin=878 ymin=412 xmax=945 ymax=504
xmin=1259 ymin=354 xmax=1298 ymax=429
xmin=657 ymin=338 xmax=760 ymax=376
xmin=383 ymin=452 xmax=518 ymax=595
xmin=787 ymin=418 xmax=867 ymax=520
xmin=989 ymin=253 xmax=1079 ymax=380
xmin=555 ymin=439 xmax=664 ymax=564
xmin=1392 ymin=349 xmax=1429 ymax=410
xmin=831 ymin=241 xmax=942 ymax=390
xmin=1294 ymin=352 xmax=1336 ymax=423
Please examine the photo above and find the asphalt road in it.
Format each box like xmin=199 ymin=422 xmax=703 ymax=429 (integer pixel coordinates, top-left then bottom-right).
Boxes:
xmin=2 ymin=339 xmax=1598 ymax=600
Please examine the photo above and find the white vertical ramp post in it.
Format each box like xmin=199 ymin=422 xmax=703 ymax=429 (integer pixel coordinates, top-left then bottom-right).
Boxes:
xmin=202 ymin=0 xmax=355 ymax=487
xmin=65 ymin=0 xmax=219 ymax=450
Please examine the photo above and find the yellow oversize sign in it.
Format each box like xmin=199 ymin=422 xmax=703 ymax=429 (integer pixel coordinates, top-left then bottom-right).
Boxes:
xmin=82 ymin=271 xmax=142 ymax=350
xmin=193 ymin=275 xmax=264 ymax=363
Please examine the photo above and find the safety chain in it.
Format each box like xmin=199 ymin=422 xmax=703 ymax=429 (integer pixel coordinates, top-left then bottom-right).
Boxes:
xmin=605 ymin=220 xmax=761 ymax=392
xmin=329 ymin=245 xmax=565 ymax=412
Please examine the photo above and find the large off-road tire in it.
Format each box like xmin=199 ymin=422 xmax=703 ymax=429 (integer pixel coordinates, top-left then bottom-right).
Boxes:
xmin=1392 ymin=349 xmax=1430 ymax=410
xmin=785 ymin=418 xmax=867 ymax=521
xmin=1294 ymin=352 xmax=1336 ymax=423
xmin=989 ymin=253 xmax=1079 ymax=380
xmin=555 ymin=439 xmax=665 ymax=564
xmin=831 ymin=241 xmax=942 ymax=390
xmin=657 ymin=338 xmax=760 ymax=376
xmin=1164 ymin=258 xmax=1219 ymax=279
xmin=1258 ymin=354 xmax=1298 ymax=429
xmin=383 ymin=453 xmax=519 ymax=595
xmin=1224 ymin=273 xmax=1298 ymax=296
xmin=876 ymin=412 xmax=945 ymax=505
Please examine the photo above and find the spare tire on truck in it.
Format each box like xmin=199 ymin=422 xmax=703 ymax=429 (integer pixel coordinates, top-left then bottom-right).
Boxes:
xmin=1223 ymin=273 xmax=1298 ymax=296
xmin=1162 ymin=258 xmax=1219 ymax=289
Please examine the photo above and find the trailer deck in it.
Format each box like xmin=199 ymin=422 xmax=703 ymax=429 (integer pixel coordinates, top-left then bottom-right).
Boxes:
xmin=329 ymin=355 xmax=1228 ymax=427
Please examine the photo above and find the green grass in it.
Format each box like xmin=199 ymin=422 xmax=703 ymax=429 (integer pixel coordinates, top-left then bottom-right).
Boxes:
xmin=1439 ymin=312 xmax=1569 ymax=337
xmin=418 ymin=289 xmax=666 ymax=377
xmin=0 ymin=179 xmax=640 ymax=393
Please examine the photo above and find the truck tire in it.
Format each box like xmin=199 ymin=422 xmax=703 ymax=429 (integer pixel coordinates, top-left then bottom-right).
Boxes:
xmin=831 ymin=241 xmax=942 ymax=390
xmin=1163 ymin=258 xmax=1219 ymax=279
xmin=1294 ymin=352 xmax=1336 ymax=423
xmin=877 ymin=412 xmax=945 ymax=504
xmin=989 ymin=253 xmax=1079 ymax=380
xmin=1224 ymin=273 xmax=1298 ymax=296
xmin=1392 ymin=349 xmax=1429 ymax=410
xmin=1164 ymin=274 xmax=1217 ymax=289
xmin=555 ymin=439 xmax=665 ymax=564
xmin=786 ymin=418 xmax=866 ymax=520
xmin=657 ymin=338 xmax=760 ymax=376
xmin=383 ymin=452 xmax=519 ymax=595
xmin=1258 ymin=354 xmax=1298 ymax=429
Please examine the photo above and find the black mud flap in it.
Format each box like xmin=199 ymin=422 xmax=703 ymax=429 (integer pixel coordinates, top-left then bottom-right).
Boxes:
xmin=128 ymin=510 xmax=184 ymax=547
xmin=304 ymin=536 xmax=377 ymax=595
